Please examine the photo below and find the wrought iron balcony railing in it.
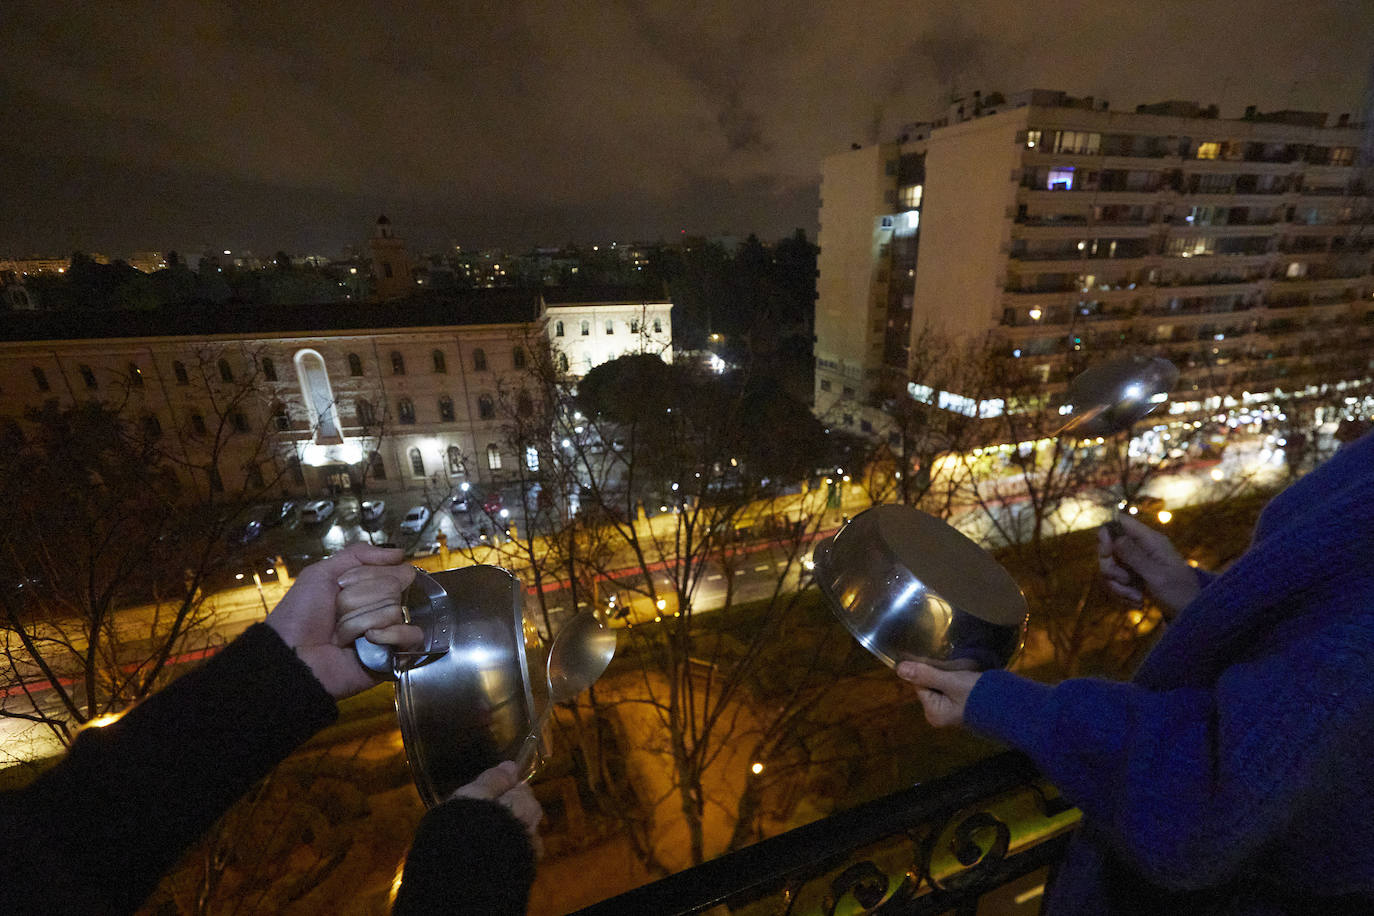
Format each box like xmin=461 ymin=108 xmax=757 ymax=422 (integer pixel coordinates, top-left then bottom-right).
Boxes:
xmin=570 ymin=752 xmax=1080 ymax=916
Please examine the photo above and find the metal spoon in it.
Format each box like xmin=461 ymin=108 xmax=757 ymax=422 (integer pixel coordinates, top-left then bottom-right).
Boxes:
xmin=514 ymin=612 xmax=617 ymax=779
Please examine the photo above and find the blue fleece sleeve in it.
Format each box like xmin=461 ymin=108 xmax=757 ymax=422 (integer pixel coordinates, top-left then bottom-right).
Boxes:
xmin=964 ymin=622 xmax=1374 ymax=890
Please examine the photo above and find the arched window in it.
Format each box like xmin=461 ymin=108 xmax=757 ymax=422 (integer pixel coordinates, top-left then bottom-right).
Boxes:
xmin=293 ymin=349 xmax=341 ymax=442
xmin=447 ymin=446 xmax=464 ymax=475
xmin=478 ymin=395 xmax=495 ymax=420
xmin=80 ymin=365 xmax=97 ymax=389
xmin=517 ymin=392 xmax=534 ymax=417
xmin=513 ymin=346 xmax=526 ymax=369
xmin=409 ymin=447 xmax=425 ymax=476
xmin=369 ymin=450 xmax=387 ymax=481
xmin=128 ymin=363 xmax=144 ymax=387
xmin=604 ymin=320 xmax=614 ymax=335
xmin=629 ymin=319 xmax=639 ymax=333
xmin=218 ymin=358 xmax=234 ymax=383
xmin=356 ymin=398 xmax=376 ymax=426
xmin=273 ymin=402 xmax=290 ymax=431
xmin=653 ymin=318 xmax=663 ymax=334
xmin=486 ymin=444 xmax=502 ymax=470
xmin=398 ymin=397 xmax=416 ymax=424
xmin=347 ymin=352 xmax=363 ymax=376
xmin=438 ymin=395 xmax=455 ymax=422
xmin=31 ymin=366 xmax=49 ymax=392
xmin=555 ymin=320 xmax=565 ymax=337
xmin=558 ymin=353 xmax=569 ymax=373
xmin=472 ymin=348 xmax=488 ymax=371
xmin=190 ymin=412 xmax=207 ymax=436
xmin=261 ymin=356 xmax=278 ymax=381
xmin=433 ymin=349 xmax=447 ymax=373
xmin=173 ymin=360 xmax=188 ymax=385
xmin=391 ymin=351 xmax=406 ymax=375
xmin=580 ymin=320 xmax=590 ymax=336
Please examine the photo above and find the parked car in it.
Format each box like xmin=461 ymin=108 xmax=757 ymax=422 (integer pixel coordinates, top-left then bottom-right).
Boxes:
xmin=400 ymin=506 xmax=431 ymax=533
xmin=301 ymin=499 xmax=336 ymax=523
xmin=228 ymin=519 xmax=263 ymax=545
xmin=482 ymin=493 xmax=503 ymax=515
xmin=449 ymin=494 xmax=469 ymax=513
xmin=361 ymin=499 xmax=386 ymax=522
xmin=265 ymin=500 xmax=298 ymax=527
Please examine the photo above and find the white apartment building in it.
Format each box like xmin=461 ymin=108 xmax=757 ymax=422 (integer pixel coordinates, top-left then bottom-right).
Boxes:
xmin=815 ymin=89 xmax=1373 ymax=436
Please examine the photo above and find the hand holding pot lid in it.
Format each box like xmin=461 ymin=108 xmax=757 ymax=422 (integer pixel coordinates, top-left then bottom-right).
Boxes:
xmin=812 ymin=505 xmax=1027 ymax=671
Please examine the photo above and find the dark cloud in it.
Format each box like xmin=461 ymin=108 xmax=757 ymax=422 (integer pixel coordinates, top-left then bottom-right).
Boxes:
xmin=1 ymin=0 xmax=1370 ymax=256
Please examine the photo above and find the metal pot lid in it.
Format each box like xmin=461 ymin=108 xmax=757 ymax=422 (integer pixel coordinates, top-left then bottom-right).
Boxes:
xmin=361 ymin=565 xmax=537 ymax=808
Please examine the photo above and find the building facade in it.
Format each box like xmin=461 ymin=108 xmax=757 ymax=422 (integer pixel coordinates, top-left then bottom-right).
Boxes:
xmin=544 ymin=290 xmax=674 ymax=376
xmin=815 ymin=89 xmax=1373 ymax=436
xmin=0 ymin=293 xmax=556 ymax=502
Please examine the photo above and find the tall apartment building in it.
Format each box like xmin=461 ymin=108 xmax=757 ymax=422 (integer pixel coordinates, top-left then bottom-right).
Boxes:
xmin=815 ymin=89 xmax=1373 ymax=435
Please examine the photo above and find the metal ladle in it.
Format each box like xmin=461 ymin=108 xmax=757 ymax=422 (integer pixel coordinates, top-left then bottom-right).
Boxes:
xmin=514 ymin=612 xmax=617 ymax=779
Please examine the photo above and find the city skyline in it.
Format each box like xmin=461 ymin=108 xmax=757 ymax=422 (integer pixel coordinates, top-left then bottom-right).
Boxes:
xmin=2 ymin=0 xmax=1371 ymax=257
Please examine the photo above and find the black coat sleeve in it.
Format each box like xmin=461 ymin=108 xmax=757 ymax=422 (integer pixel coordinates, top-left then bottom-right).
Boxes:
xmin=0 ymin=623 xmax=338 ymax=915
xmin=392 ymin=797 xmax=537 ymax=916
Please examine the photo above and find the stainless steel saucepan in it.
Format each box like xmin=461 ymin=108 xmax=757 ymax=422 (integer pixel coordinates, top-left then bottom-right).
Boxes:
xmin=355 ymin=565 xmax=536 ymax=807
xmin=812 ymin=505 xmax=1028 ymax=670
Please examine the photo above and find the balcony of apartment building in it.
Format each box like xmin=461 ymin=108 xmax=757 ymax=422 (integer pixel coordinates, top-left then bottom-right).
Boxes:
xmin=573 ymin=751 xmax=1078 ymax=916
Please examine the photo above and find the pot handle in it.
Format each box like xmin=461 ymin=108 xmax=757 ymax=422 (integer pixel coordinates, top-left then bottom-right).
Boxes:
xmin=354 ymin=567 xmax=452 ymax=678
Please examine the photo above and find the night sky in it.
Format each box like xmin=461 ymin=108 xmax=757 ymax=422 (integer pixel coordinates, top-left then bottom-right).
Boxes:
xmin=3 ymin=0 xmax=1371 ymax=257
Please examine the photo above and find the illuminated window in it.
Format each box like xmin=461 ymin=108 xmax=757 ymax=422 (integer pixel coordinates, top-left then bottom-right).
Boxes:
xmin=1330 ymin=147 xmax=1355 ymax=166
xmin=525 ymin=445 xmax=539 ymax=471
xmin=1053 ymin=131 xmax=1100 ymax=155
xmin=486 ymin=443 xmax=502 ymax=470
xmin=1047 ymin=168 xmax=1075 ymax=190
xmin=899 ymin=184 xmax=923 ymax=208
xmin=294 ymin=349 xmax=340 ymax=442
xmin=1025 ymin=130 xmax=1041 ymax=149
xmin=1196 ymin=141 xmax=1222 ymax=160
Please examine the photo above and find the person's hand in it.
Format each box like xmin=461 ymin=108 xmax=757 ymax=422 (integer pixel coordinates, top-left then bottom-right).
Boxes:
xmin=896 ymin=660 xmax=982 ymax=728
xmin=452 ymin=761 xmax=545 ymax=859
xmin=265 ymin=543 xmax=422 ymax=699
xmin=1098 ymin=514 xmax=1199 ymax=618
